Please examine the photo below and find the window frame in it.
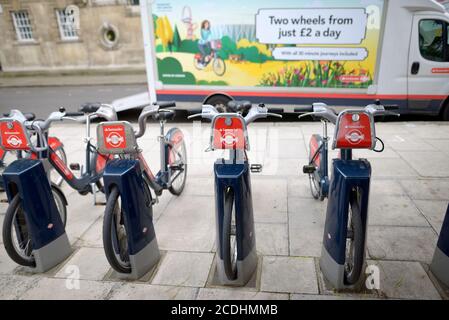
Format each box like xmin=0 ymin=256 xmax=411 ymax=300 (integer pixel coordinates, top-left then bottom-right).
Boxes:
xmin=55 ymin=8 xmax=79 ymax=41
xmin=11 ymin=10 xmax=34 ymax=42
xmin=418 ymin=18 xmax=449 ymax=62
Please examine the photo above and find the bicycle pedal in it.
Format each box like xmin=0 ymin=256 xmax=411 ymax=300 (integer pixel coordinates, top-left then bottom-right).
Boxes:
xmin=250 ymin=164 xmax=263 ymax=173
xmin=69 ymin=163 xmax=81 ymax=171
xmin=303 ymin=165 xmax=316 ymax=174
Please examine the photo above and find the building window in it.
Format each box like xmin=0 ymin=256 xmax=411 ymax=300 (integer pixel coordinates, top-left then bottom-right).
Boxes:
xmin=128 ymin=0 xmax=140 ymax=5
xmin=11 ymin=11 xmax=34 ymax=42
xmin=56 ymin=9 xmax=79 ymax=41
xmin=419 ymin=19 xmax=449 ymax=62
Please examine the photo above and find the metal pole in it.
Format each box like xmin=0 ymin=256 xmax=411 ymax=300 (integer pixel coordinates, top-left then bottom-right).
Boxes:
xmin=140 ymin=0 xmax=158 ymax=104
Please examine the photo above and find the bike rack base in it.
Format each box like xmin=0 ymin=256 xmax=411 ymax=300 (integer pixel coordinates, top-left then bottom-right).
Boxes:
xmin=214 ymin=161 xmax=258 ymax=286
xmin=3 ymin=160 xmax=72 ymax=272
xmin=216 ymin=246 xmax=257 ymax=286
xmin=32 ymin=233 xmax=72 ymax=273
xmin=430 ymin=204 xmax=449 ymax=287
xmin=103 ymin=159 xmax=160 ymax=280
xmin=320 ymin=159 xmax=371 ymax=290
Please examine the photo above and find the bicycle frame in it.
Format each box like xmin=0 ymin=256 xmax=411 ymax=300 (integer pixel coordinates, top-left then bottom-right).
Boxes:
xmin=31 ymin=128 xmax=109 ymax=194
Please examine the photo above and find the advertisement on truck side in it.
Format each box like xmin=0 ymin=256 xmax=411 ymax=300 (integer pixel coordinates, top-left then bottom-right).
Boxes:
xmin=151 ymin=0 xmax=384 ymax=89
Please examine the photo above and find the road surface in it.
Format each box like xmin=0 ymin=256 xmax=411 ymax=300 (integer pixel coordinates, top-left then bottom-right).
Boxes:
xmin=0 ymin=84 xmax=147 ymax=117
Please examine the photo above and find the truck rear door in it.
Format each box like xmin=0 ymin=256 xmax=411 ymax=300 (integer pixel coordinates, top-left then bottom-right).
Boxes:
xmin=408 ymin=14 xmax=449 ymax=112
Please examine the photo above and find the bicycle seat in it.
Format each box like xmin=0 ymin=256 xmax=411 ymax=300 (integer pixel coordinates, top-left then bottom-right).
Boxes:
xmin=227 ymin=100 xmax=252 ymax=113
xmin=2 ymin=112 xmax=35 ymax=121
xmin=79 ymin=102 xmax=101 ymax=113
xmin=152 ymin=110 xmax=175 ymax=121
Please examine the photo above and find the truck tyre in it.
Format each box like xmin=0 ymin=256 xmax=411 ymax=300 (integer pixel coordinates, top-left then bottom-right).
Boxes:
xmin=443 ymin=103 xmax=449 ymax=121
xmin=204 ymin=95 xmax=233 ymax=113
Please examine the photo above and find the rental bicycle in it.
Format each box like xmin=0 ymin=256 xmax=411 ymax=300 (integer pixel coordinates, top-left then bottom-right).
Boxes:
xmin=97 ymin=101 xmax=187 ymax=274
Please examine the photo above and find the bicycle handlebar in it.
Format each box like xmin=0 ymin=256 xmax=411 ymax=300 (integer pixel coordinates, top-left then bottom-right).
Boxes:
xmin=187 ymin=103 xmax=283 ymax=123
xmin=294 ymin=106 xmax=314 ymax=113
xmin=135 ymin=101 xmax=177 ymax=138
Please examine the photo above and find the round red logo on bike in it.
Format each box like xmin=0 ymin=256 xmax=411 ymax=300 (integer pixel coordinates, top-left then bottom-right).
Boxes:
xmin=345 ymin=129 xmax=365 ymax=145
xmin=103 ymin=125 xmax=127 ymax=149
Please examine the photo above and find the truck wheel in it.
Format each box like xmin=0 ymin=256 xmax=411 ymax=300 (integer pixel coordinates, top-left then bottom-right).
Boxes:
xmin=204 ymin=95 xmax=233 ymax=113
xmin=443 ymin=103 xmax=449 ymax=121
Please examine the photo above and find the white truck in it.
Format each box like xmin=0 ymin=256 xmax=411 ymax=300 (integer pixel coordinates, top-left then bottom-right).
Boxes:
xmin=113 ymin=0 xmax=449 ymax=119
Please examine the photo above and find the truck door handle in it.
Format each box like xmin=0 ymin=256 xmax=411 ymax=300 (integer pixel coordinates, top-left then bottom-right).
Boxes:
xmin=411 ymin=62 xmax=420 ymax=75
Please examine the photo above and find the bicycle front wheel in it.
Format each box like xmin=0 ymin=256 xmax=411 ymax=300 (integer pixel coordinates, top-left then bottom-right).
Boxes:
xmin=2 ymin=188 xmax=66 ymax=267
xmin=102 ymin=187 xmax=131 ymax=274
xmin=213 ymin=58 xmax=226 ymax=76
xmin=344 ymin=192 xmax=364 ymax=285
xmin=222 ymin=187 xmax=238 ymax=280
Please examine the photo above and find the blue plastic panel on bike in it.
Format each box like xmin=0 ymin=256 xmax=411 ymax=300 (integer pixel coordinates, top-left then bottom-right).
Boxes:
xmin=322 ymin=159 xmax=371 ymax=265
xmin=97 ymin=121 xmax=138 ymax=154
xmin=103 ymin=159 xmax=157 ymax=255
xmin=2 ymin=160 xmax=66 ymax=250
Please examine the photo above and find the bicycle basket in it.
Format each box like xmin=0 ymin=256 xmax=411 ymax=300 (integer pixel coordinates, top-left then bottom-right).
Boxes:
xmin=97 ymin=121 xmax=138 ymax=154
xmin=210 ymin=114 xmax=249 ymax=150
xmin=333 ymin=110 xmax=376 ymax=150
xmin=0 ymin=119 xmax=31 ymax=151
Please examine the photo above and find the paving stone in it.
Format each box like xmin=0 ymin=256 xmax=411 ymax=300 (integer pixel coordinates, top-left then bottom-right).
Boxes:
xmin=268 ymin=138 xmax=308 ymax=159
xmin=398 ymin=151 xmax=449 ymax=178
xmin=19 ymin=277 xmax=115 ymax=300
xmin=55 ymin=247 xmax=110 ymax=281
xmin=197 ymin=288 xmax=288 ymax=300
xmin=386 ymin=137 xmax=438 ymax=152
xmin=155 ymin=195 xmax=215 ymax=252
xmin=368 ymin=195 xmax=430 ymax=227
xmin=400 ymin=179 xmax=449 ymax=200
xmin=291 ymin=293 xmax=377 ymax=300
xmin=287 ymin=177 xmax=315 ymax=199
xmin=152 ymin=251 xmax=214 ymax=287
xmin=269 ymin=126 xmax=303 ymax=140
xmin=251 ymin=179 xmax=287 ymax=224
xmin=255 ymin=223 xmax=289 ymax=256
xmin=109 ymin=283 xmax=198 ymax=300
xmin=368 ymin=226 xmax=438 ymax=263
xmin=260 ymin=256 xmax=318 ymax=294
xmin=369 ymin=158 xmax=418 ymax=178
xmin=288 ymin=198 xmax=326 ymax=257
xmin=183 ymin=177 xmax=214 ymax=196
xmin=369 ymin=260 xmax=441 ymax=300
xmin=413 ymin=200 xmax=448 ymax=233
xmin=77 ymin=217 xmax=103 ymax=248
xmin=0 ymin=274 xmax=39 ymax=299
xmin=64 ymin=193 xmax=104 ymax=245
xmin=369 ymin=179 xmax=406 ymax=196
xmin=407 ymin=124 xmax=449 ymax=140
xmin=0 ymin=246 xmax=19 ymax=274
xmin=427 ymin=139 xmax=449 ymax=155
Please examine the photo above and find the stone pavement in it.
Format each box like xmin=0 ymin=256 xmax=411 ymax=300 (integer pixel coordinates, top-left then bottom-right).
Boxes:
xmin=1 ymin=120 xmax=449 ymax=300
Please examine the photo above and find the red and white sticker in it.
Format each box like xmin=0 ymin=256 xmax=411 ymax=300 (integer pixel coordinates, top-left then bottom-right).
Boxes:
xmin=103 ymin=125 xmax=127 ymax=150
xmin=0 ymin=121 xmax=29 ymax=150
xmin=431 ymin=68 xmax=449 ymax=74
xmin=212 ymin=117 xmax=245 ymax=150
xmin=335 ymin=112 xmax=373 ymax=149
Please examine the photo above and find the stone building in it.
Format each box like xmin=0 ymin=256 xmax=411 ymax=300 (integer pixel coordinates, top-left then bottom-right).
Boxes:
xmin=0 ymin=0 xmax=145 ymax=73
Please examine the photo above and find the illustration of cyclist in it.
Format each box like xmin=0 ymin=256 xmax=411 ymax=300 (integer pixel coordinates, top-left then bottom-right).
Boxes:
xmin=198 ymin=20 xmax=212 ymax=65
